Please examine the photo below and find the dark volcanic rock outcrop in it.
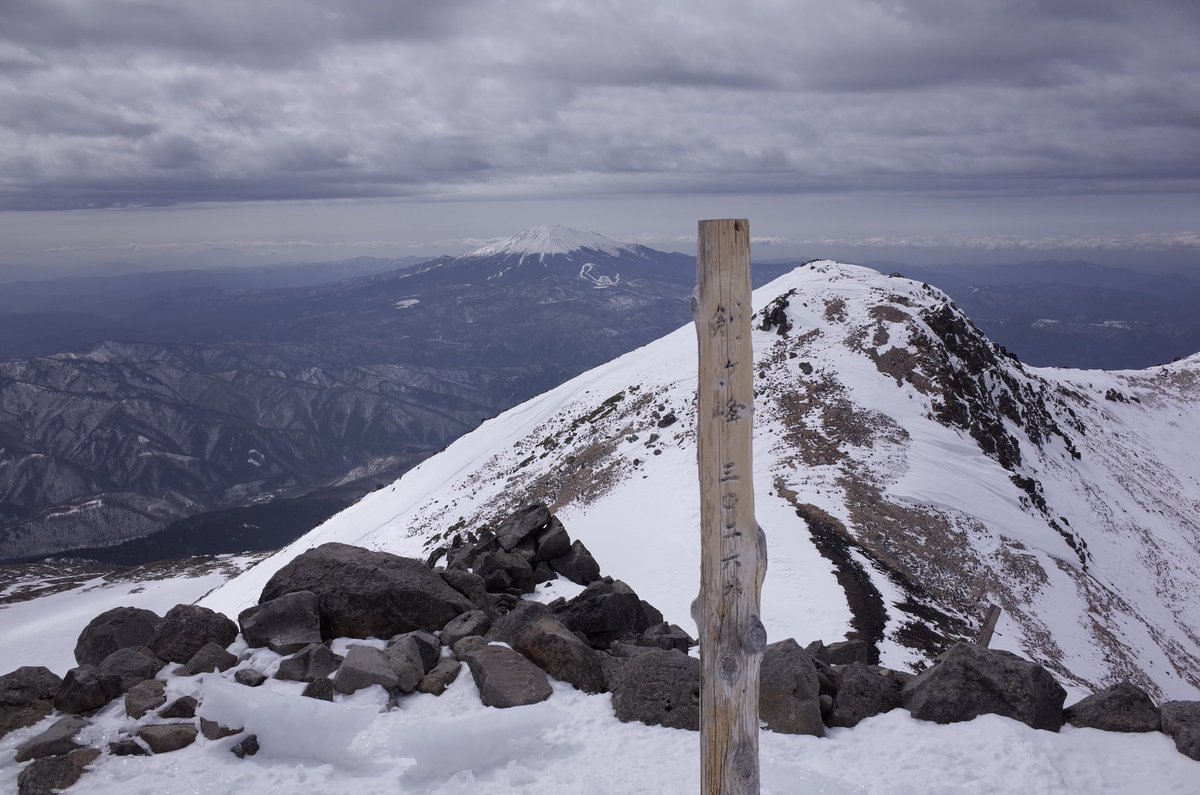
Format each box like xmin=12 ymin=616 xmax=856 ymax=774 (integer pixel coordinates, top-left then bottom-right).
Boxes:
xmin=261 ymin=543 xmax=474 ymax=639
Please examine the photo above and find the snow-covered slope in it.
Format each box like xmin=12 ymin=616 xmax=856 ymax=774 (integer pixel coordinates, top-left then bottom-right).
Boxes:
xmin=464 ymin=224 xmax=634 ymax=259
xmin=203 ymin=261 xmax=1200 ymax=700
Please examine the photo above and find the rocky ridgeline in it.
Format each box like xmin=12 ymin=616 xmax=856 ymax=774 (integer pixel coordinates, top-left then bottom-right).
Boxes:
xmin=3 ymin=505 xmax=1199 ymax=792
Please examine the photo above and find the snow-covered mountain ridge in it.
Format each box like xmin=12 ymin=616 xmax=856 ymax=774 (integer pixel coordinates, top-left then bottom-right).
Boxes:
xmin=203 ymin=261 xmax=1200 ymax=700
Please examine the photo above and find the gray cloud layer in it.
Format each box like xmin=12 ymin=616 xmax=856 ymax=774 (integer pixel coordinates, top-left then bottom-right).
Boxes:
xmin=1 ymin=0 xmax=1198 ymax=211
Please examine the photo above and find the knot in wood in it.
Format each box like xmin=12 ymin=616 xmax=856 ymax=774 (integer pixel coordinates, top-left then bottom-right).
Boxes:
xmin=718 ymin=653 xmax=739 ymax=687
xmin=743 ymin=617 xmax=767 ymax=653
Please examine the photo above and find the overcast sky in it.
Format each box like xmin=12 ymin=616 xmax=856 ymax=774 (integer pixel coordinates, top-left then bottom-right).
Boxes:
xmin=2 ymin=0 xmax=1198 ymax=270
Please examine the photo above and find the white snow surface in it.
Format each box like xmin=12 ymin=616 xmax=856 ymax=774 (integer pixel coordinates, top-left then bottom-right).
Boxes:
xmin=463 ymin=224 xmax=632 ymax=259
xmin=205 ymin=260 xmax=1200 ymax=702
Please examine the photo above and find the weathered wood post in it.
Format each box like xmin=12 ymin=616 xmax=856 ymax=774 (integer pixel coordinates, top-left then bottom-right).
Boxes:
xmin=692 ymin=219 xmax=767 ymax=795
xmin=976 ymin=604 xmax=1002 ymax=648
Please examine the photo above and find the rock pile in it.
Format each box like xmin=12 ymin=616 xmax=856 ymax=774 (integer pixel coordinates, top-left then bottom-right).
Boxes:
xmin=2 ymin=503 xmax=1198 ymax=792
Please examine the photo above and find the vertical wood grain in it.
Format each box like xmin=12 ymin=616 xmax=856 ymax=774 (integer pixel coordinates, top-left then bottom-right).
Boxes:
xmin=693 ymin=219 xmax=766 ymax=795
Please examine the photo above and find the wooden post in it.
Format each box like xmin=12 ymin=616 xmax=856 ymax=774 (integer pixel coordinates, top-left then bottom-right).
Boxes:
xmin=692 ymin=219 xmax=767 ymax=795
xmin=976 ymin=604 xmax=1002 ymax=648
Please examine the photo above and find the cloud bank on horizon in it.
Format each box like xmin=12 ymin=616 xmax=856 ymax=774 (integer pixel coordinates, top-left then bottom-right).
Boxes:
xmin=0 ymin=0 xmax=1198 ymax=265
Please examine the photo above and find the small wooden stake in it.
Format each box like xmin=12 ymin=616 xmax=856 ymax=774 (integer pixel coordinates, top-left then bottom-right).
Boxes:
xmin=693 ymin=219 xmax=767 ymax=795
xmin=976 ymin=604 xmax=1002 ymax=648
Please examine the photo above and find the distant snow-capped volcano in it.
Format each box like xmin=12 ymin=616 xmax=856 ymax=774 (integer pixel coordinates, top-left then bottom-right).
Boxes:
xmin=462 ymin=225 xmax=639 ymax=261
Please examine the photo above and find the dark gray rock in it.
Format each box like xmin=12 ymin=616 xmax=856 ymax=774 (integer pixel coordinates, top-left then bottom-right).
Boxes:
xmin=238 ymin=590 xmax=322 ymax=655
xmin=476 ymin=549 xmax=535 ymax=594
xmin=609 ymin=650 xmax=700 ymax=731
xmin=819 ymin=694 xmax=833 ymax=718
xmin=388 ymin=631 xmax=441 ymax=673
xmin=124 ymin=679 xmax=166 ymax=718
xmin=439 ymin=569 xmax=498 ymax=619
xmin=179 ymin=642 xmax=238 ymax=676
xmin=901 ymin=643 xmax=1067 ymax=731
xmin=452 ymin=635 xmax=488 ymax=659
xmin=17 ymin=747 xmax=98 ymax=795
xmin=275 ymin=643 xmax=342 ymax=683
xmin=1160 ymin=701 xmax=1200 ymax=761
xmin=234 ymin=669 xmax=267 ymax=687
xmin=1064 ymin=682 xmax=1160 ymax=733
xmin=109 ymin=737 xmax=150 ymax=755
xmin=302 ymin=677 xmax=335 ymax=701
xmin=461 ymin=644 xmax=553 ymax=708
xmin=150 ymin=604 xmax=238 ymax=664
xmin=74 ymin=607 xmax=162 ymax=667
xmin=138 ymin=723 xmax=198 ymax=754
xmin=231 ymin=734 xmax=260 ymax=758
xmin=548 ymin=540 xmax=601 ymax=585
xmin=495 ymin=504 xmax=551 ymax=551
xmin=531 ymin=561 xmax=557 ymax=585
xmin=417 ymin=658 xmax=462 ymax=696
xmin=555 ymin=579 xmax=651 ymax=647
xmin=333 ymin=645 xmax=398 ymax=694
xmin=14 ymin=715 xmax=87 ymax=762
xmin=759 ymin=639 xmax=823 ymax=736
xmin=0 ymin=666 xmax=61 ymax=739
xmin=826 ymin=639 xmax=875 ymax=666
xmin=829 ymin=662 xmax=902 ymax=728
xmin=488 ymin=601 xmax=607 ymax=694
xmin=98 ymin=646 xmax=163 ymax=692
xmin=54 ymin=665 xmax=121 ymax=714
xmin=804 ymin=640 xmax=832 ymax=666
xmin=441 ymin=610 xmax=493 ymax=648
xmin=158 ymin=695 xmax=198 ymax=719
xmin=260 ymin=543 xmax=475 ymax=639
xmin=383 ymin=642 xmax=425 ymax=694
xmin=534 ymin=516 xmax=572 ymax=560
xmin=635 ymin=623 xmax=694 ymax=652
xmin=200 ymin=717 xmax=243 ymax=740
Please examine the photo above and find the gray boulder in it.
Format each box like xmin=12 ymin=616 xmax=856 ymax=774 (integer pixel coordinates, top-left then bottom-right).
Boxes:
xmin=333 ymin=645 xmax=399 ymax=694
xmin=759 ymin=639 xmax=823 ymax=736
xmin=200 ymin=717 xmax=243 ymax=740
xmin=150 ymin=604 xmax=237 ymax=664
xmin=74 ymin=607 xmax=162 ymax=667
xmin=826 ymin=638 xmax=875 ymax=665
xmin=461 ymin=644 xmax=553 ymax=708
xmin=476 ymin=549 xmax=535 ymax=594
xmin=389 ymin=630 xmax=441 ymax=673
xmin=548 ymin=540 xmax=602 ymax=585
xmin=452 ymin=635 xmax=488 ymax=659
xmin=109 ymin=737 xmax=150 ymax=755
xmin=124 ymin=679 xmax=166 ymax=718
xmin=138 ymin=724 xmax=198 ymax=754
xmin=14 ymin=715 xmax=87 ymax=762
xmin=260 ymin=543 xmax=474 ymax=639
xmin=0 ymin=666 xmax=62 ymax=739
xmin=383 ymin=642 xmax=426 ymax=694
xmin=1064 ymin=682 xmax=1160 ymax=732
xmin=439 ymin=569 xmax=498 ymax=618
xmin=98 ymin=647 xmax=163 ymax=691
xmin=829 ymin=662 xmax=902 ymax=728
xmin=495 ymin=504 xmax=551 ymax=551
xmin=231 ymin=734 xmax=260 ymax=758
xmin=488 ymin=601 xmax=606 ymax=694
xmin=179 ymin=642 xmax=239 ymax=676
xmin=417 ymin=658 xmax=462 ymax=696
xmin=441 ymin=610 xmax=493 ymax=648
xmin=535 ymin=516 xmax=572 ymax=560
xmin=609 ymin=650 xmax=700 ymax=730
xmin=275 ymin=643 xmax=342 ymax=683
xmin=902 ymin=643 xmax=1066 ymax=731
xmin=555 ymin=579 xmax=651 ymax=647
xmin=1160 ymin=701 xmax=1200 ymax=761
xmin=158 ymin=695 xmax=198 ymax=719
xmin=54 ymin=665 xmax=121 ymax=714
xmin=636 ymin=623 xmax=694 ymax=653
xmin=17 ymin=747 xmax=98 ymax=795
xmin=238 ymin=590 xmax=322 ymax=654
xmin=302 ymin=677 xmax=335 ymax=701
xmin=234 ymin=669 xmax=267 ymax=687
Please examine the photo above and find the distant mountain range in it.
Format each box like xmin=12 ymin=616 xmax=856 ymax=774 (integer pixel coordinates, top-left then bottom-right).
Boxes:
xmin=0 ymin=226 xmax=792 ymax=562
